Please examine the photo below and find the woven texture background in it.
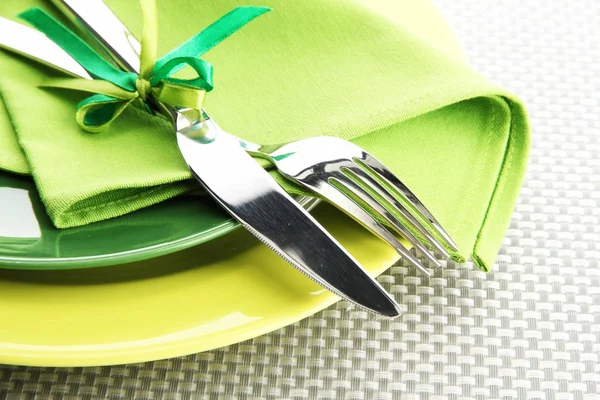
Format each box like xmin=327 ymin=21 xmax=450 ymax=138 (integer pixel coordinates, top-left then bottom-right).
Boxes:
xmin=1 ymin=0 xmax=600 ymax=398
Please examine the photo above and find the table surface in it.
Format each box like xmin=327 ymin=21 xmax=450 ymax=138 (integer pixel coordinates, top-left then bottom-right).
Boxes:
xmin=2 ymin=1 xmax=599 ymax=399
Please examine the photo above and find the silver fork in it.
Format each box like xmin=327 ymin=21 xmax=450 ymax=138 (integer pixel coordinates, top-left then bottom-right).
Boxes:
xmin=242 ymin=136 xmax=459 ymax=271
xmin=53 ymin=0 xmax=459 ymax=275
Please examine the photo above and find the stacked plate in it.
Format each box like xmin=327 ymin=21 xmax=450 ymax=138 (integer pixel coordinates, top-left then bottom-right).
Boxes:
xmin=0 ymin=172 xmax=399 ymax=366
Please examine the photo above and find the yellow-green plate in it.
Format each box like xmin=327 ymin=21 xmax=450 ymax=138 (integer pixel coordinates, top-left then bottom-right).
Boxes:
xmin=0 ymin=0 xmax=462 ymax=366
xmin=0 ymin=205 xmax=400 ymax=367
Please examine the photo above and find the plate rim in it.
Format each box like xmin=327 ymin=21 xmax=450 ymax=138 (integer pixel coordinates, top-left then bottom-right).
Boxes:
xmin=0 ymin=214 xmax=239 ymax=270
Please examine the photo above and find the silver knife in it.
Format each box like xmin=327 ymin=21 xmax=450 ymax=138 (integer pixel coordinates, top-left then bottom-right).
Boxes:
xmin=0 ymin=8 xmax=401 ymax=316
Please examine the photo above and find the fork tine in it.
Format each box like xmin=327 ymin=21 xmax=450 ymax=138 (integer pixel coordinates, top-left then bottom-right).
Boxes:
xmin=344 ymin=163 xmax=450 ymax=258
xmin=330 ymin=174 xmax=442 ymax=269
xmin=315 ymin=180 xmax=432 ymax=276
xmin=357 ymin=153 xmax=459 ymax=252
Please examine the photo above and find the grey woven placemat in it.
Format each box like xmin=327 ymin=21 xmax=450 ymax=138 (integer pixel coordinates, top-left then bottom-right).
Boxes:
xmin=1 ymin=0 xmax=600 ymax=399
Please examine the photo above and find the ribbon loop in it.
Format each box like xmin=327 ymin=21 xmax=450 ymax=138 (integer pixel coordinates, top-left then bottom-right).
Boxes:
xmin=151 ymin=57 xmax=214 ymax=90
xmin=18 ymin=2 xmax=271 ymax=132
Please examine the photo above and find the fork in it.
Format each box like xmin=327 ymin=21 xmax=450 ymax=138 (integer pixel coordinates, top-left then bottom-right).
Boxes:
xmin=51 ymin=0 xmax=458 ymax=275
xmin=242 ymin=136 xmax=459 ymax=271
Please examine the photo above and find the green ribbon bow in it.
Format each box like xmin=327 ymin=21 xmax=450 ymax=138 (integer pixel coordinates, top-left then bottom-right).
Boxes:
xmin=19 ymin=1 xmax=270 ymax=132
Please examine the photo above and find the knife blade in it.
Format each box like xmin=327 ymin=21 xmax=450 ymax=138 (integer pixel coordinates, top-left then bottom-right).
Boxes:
xmin=1 ymin=4 xmax=402 ymax=316
xmin=175 ymin=113 xmax=402 ymax=317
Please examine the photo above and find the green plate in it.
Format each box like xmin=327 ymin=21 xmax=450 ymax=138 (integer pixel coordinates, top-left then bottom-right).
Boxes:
xmin=0 ymin=172 xmax=238 ymax=270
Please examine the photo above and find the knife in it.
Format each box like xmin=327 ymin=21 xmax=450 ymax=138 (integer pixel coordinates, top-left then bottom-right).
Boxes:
xmin=0 ymin=8 xmax=402 ymax=316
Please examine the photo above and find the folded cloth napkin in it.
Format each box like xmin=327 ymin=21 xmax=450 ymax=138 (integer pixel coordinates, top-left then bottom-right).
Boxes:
xmin=0 ymin=0 xmax=529 ymax=271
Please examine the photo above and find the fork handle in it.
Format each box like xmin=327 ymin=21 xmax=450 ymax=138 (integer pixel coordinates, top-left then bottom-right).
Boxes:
xmin=51 ymin=0 xmax=211 ymax=130
xmin=49 ymin=0 xmax=142 ymax=73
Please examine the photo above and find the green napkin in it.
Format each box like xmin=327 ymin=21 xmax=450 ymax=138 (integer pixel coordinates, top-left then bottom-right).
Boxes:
xmin=0 ymin=0 xmax=529 ymax=271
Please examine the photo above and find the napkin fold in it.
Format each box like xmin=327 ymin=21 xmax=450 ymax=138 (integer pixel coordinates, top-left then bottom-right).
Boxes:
xmin=0 ymin=0 xmax=529 ymax=271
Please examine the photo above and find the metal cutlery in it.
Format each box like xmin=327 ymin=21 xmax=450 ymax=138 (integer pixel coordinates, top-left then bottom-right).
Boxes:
xmin=242 ymin=137 xmax=458 ymax=270
xmin=51 ymin=0 xmax=458 ymax=275
xmin=0 ymin=16 xmax=403 ymax=316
